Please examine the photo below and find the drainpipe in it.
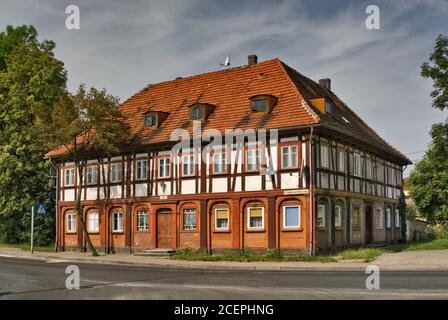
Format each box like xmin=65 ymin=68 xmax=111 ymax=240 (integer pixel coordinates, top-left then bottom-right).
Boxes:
xmin=308 ymin=127 xmax=314 ymax=256
xmin=44 ymin=156 xmax=58 ymax=252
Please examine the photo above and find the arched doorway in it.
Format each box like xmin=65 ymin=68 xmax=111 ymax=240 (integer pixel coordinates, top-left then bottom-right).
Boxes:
xmin=365 ymin=205 xmax=373 ymax=244
xmin=156 ymin=208 xmax=173 ymax=248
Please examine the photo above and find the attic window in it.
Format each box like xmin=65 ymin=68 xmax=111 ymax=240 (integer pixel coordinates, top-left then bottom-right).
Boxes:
xmin=250 ymin=95 xmax=277 ymax=113
xmin=325 ymin=101 xmax=334 ymax=113
xmin=144 ymin=114 xmax=157 ymax=127
xmin=190 ymin=106 xmax=205 ymax=120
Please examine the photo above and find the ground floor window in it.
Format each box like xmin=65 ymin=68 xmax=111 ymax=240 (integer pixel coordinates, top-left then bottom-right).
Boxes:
xmin=215 ymin=208 xmax=229 ymax=230
xmin=87 ymin=211 xmax=99 ymax=233
xmin=352 ymin=207 xmax=360 ymax=228
xmin=317 ymin=204 xmax=326 ymax=228
xmin=112 ymin=211 xmax=123 ymax=232
xmin=335 ymin=205 xmax=342 ymax=228
xmin=375 ymin=208 xmax=383 ymax=229
xmin=137 ymin=210 xmax=149 ymax=231
xmin=395 ymin=209 xmax=400 ymax=228
xmin=66 ymin=212 xmax=76 ymax=232
xmin=183 ymin=208 xmax=197 ymax=230
xmin=247 ymin=207 xmax=264 ymax=229
xmin=283 ymin=205 xmax=300 ymax=228
xmin=386 ymin=208 xmax=391 ymax=228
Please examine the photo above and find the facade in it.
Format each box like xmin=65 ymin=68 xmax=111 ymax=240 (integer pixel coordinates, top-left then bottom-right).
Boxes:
xmin=47 ymin=55 xmax=411 ymax=254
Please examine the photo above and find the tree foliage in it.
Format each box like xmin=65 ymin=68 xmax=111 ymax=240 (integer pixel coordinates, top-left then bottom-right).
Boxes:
xmin=36 ymin=85 xmax=130 ymax=255
xmin=0 ymin=25 xmax=66 ymax=245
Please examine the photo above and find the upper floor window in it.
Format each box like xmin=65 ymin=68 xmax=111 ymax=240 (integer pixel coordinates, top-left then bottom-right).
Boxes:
xmin=250 ymin=95 xmax=277 ymax=113
xmin=65 ymin=168 xmax=75 ymax=186
xmin=86 ymin=165 xmax=97 ymax=185
xmin=158 ymin=157 xmax=171 ymax=178
xmin=366 ymin=159 xmax=372 ymax=179
xmin=110 ymin=163 xmax=122 ymax=183
xmin=182 ymin=155 xmax=195 ymax=177
xmin=353 ymin=153 xmax=361 ymax=177
xmin=281 ymin=146 xmax=298 ymax=169
xmin=135 ymin=159 xmax=148 ymax=180
xmin=190 ymin=106 xmax=205 ymax=120
xmin=376 ymin=163 xmax=384 ymax=182
xmin=320 ymin=145 xmax=329 ymax=168
xmin=337 ymin=150 xmax=345 ymax=172
xmin=325 ymin=101 xmax=334 ymax=113
xmin=144 ymin=114 xmax=157 ymax=127
xmin=246 ymin=149 xmax=261 ymax=172
xmin=213 ymin=152 xmax=227 ymax=174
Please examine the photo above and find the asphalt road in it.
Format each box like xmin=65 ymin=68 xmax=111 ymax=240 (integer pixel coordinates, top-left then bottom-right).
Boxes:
xmin=0 ymin=256 xmax=447 ymax=299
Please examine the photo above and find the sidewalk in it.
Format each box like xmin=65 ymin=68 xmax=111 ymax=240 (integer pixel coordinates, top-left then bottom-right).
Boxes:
xmin=1 ymin=247 xmax=447 ymax=271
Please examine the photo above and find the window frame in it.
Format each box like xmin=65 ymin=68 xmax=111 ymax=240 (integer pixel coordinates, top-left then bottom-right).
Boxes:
xmin=335 ymin=205 xmax=342 ymax=228
xmin=386 ymin=208 xmax=391 ymax=229
xmin=251 ymin=98 xmax=268 ymax=113
xmin=137 ymin=210 xmax=149 ymax=231
xmin=135 ymin=159 xmax=148 ymax=181
xmin=190 ymin=106 xmax=205 ymax=121
xmin=376 ymin=207 xmax=384 ymax=230
xmin=87 ymin=211 xmax=99 ymax=233
xmin=281 ymin=145 xmax=298 ymax=169
xmin=66 ymin=212 xmax=76 ymax=233
xmin=86 ymin=165 xmax=98 ymax=185
xmin=353 ymin=153 xmax=362 ymax=177
xmin=247 ymin=206 xmax=265 ymax=230
xmin=395 ymin=209 xmax=400 ymax=229
xmin=64 ymin=168 xmax=75 ymax=187
xmin=320 ymin=145 xmax=329 ymax=169
xmin=213 ymin=152 xmax=227 ymax=174
xmin=181 ymin=154 xmax=195 ymax=177
xmin=282 ymin=205 xmax=301 ymax=229
xmin=337 ymin=150 xmax=345 ymax=173
xmin=158 ymin=157 xmax=171 ymax=179
xmin=245 ymin=148 xmax=262 ymax=172
xmin=144 ymin=114 xmax=157 ymax=127
xmin=183 ymin=208 xmax=197 ymax=231
xmin=112 ymin=211 xmax=124 ymax=233
xmin=317 ymin=204 xmax=326 ymax=228
xmin=214 ymin=208 xmax=230 ymax=231
xmin=110 ymin=162 xmax=123 ymax=183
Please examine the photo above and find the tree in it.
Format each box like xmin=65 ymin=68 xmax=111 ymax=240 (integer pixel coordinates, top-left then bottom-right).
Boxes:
xmin=36 ymin=85 xmax=130 ymax=256
xmin=0 ymin=25 xmax=66 ymax=244
xmin=421 ymin=34 xmax=448 ymax=111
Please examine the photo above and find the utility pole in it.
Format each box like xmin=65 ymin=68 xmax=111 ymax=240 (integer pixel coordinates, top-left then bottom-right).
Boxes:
xmin=31 ymin=206 xmax=34 ymax=254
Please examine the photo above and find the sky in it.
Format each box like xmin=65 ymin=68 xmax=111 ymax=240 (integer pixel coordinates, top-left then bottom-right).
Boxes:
xmin=1 ymin=0 xmax=447 ymax=176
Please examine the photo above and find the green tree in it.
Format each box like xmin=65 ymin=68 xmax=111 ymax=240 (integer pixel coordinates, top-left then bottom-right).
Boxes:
xmin=36 ymin=85 xmax=130 ymax=256
xmin=0 ymin=25 xmax=66 ymax=245
xmin=421 ymin=34 xmax=448 ymax=111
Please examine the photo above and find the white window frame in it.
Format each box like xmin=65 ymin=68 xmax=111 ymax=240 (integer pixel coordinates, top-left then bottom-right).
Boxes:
xmin=366 ymin=158 xmax=372 ymax=180
xmin=283 ymin=205 xmax=301 ymax=229
xmin=183 ymin=208 xmax=197 ymax=230
xmin=87 ymin=211 xmax=99 ymax=233
xmin=281 ymin=145 xmax=298 ymax=169
xmin=110 ymin=163 xmax=122 ymax=183
xmin=213 ymin=152 xmax=227 ymax=174
xmin=135 ymin=159 xmax=148 ymax=180
xmin=66 ymin=212 xmax=76 ymax=232
xmin=214 ymin=208 xmax=230 ymax=231
xmin=386 ymin=208 xmax=391 ymax=228
xmin=353 ymin=153 xmax=361 ymax=177
xmin=86 ymin=165 xmax=97 ymax=185
xmin=395 ymin=209 xmax=400 ymax=228
xmin=65 ymin=168 xmax=75 ymax=187
xmin=137 ymin=210 xmax=149 ymax=231
xmin=247 ymin=207 xmax=264 ymax=230
xmin=246 ymin=149 xmax=261 ymax=172
xmin=320 ymin=145 xmax=329 ymax=168
xmin=112 ymin=211 xmax=123 ymax=232
xmin=182 ymin=155 xmax=195 ymax=177
xmin=317 ymin=204 xmax=326 ymax=228
xmin=335 ymin=205 xmax=342 ymax=228
xmin=337 ymin=150 xmax=345 ymax=173
xmin=158 ymin=157 xmax=171 ymax=178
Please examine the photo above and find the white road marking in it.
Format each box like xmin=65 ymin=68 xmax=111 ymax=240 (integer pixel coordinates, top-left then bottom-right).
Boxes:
xmin=0 ymin=254 xmax=14 ymax=258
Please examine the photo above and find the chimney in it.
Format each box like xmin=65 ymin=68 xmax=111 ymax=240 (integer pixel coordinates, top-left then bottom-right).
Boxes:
xmin=248 ymin=54 xmax=258 ymax=66
xmin=319 ymin=78 xmax=331 ymax=91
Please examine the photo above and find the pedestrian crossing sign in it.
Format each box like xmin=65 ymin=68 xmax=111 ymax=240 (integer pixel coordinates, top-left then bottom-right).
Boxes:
xmin=36 ymin=203 xmax=47 ymax=215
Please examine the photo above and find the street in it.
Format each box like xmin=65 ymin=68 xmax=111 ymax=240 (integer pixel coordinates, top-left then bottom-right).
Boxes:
xmin=0 ymin=256 xmax=447 ymax=299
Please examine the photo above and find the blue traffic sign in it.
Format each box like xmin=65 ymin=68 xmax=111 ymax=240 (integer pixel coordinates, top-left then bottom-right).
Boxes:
xmin=36 ymin=203 xmax=48 ymax=215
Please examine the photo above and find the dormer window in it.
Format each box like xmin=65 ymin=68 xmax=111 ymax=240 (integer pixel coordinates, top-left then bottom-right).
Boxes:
xmin=144 ymin=114 xmax=157 ymax=127
xmin=250 ymin=95 xmax=277 ymax=113
xmin=325 ymin=101 xmax=334 ymax=113
xmin=143 ymin=111 xmax=169 ymax=128
xmin=190 ymin=106 xmax=205 ymax=120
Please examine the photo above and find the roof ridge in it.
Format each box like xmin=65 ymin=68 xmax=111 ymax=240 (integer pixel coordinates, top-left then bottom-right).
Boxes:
xmin=276 ymin=59 xmax=320 ymax=123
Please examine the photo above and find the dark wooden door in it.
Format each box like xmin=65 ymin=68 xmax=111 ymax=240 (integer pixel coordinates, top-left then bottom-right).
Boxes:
xmin=365 ymin=206 xmax=373 ymax=244
xmin=157 ymin=210 xmax=173 ymax=248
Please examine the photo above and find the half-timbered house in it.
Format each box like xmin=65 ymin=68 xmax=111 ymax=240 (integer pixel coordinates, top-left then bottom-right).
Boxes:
xmin=47 ymin=55 xmax=411 ymax=254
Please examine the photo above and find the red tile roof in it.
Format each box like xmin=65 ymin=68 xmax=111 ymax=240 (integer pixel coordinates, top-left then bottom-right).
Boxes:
xmin=46 ymin=58 xmax=411 ymax=165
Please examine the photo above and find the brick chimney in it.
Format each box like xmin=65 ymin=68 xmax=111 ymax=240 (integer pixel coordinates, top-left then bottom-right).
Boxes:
xmin=319 ymin=78 xmax=331 ymax=91
xmin=248 ymin=54 xmax=258 ymax=66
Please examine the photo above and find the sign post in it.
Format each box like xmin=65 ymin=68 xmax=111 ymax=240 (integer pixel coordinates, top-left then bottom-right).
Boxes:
xmin=31 ymin=206 xmax=34 ymax=254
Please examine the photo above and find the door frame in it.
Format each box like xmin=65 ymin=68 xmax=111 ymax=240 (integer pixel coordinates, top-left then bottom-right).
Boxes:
xmin=150 ymin=203 xmax=177 ymax=249
xmin=365 ymin=204 xmax=374 ymax=244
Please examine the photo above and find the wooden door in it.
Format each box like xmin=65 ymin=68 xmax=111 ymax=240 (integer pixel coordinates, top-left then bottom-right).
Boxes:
xmin=157 ymin=210 xmax=173 ymax=248
xmin=365 ymin=206 xmax=373 ymax=244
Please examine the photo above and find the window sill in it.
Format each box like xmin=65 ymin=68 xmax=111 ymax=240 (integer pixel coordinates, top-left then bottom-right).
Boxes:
xmin=88 ymin=232 xmax=100 ymax=235
xmin=246 ymin=228 xmax=265 ymax=233
xmin=181 ymin=229 xmax=198 ymax=233
xmin=157 ymin=176 xmax=172 ymax=180
xmin=112 ymin=231 xmax=124 ymax=234
xmin=213 ymin=229 xmax=231 ymax=233
xmin=65 ymin=231 xmax=77 ymax=234
xmin=135 ymin=229 xmax=149 ymax=232
xmin=281 ymin=227 xmax=303 ymax=232
xmin=212 ymin=172 xmax=228 ymax=176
